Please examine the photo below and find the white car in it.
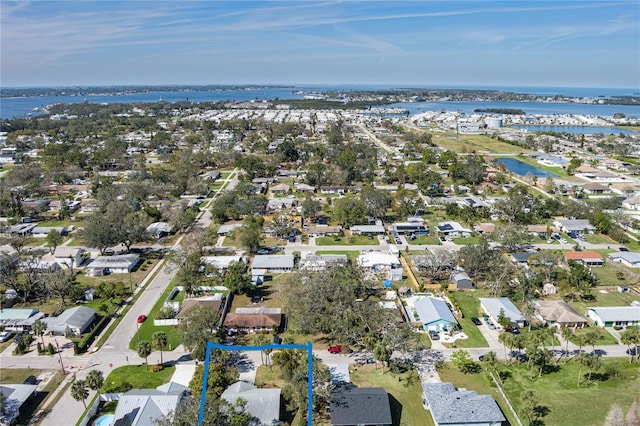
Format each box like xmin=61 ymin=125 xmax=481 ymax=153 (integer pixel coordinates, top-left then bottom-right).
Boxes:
xmin=560 ymin=238 xmax=568 ymax=244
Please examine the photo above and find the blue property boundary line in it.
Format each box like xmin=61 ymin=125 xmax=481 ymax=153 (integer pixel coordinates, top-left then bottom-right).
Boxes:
xmin=198 ymin=341 xmax=314 ymax=426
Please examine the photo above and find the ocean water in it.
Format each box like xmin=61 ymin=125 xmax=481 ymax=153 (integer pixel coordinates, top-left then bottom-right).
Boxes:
xmin=0 ymin=85 xmax=638 ymax=119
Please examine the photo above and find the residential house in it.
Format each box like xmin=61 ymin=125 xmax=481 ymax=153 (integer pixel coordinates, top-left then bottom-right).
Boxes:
xmin=608 ymin=252 xmax=640 ymax=268
xmin=87 ymin=254 xmax=140 ymax=276
xmin=19 ymin=258 xmax=61 ymax=274
xmin=586 ymin=306 xmax=640 ymax=327
xmin=306 ymin=225 xmax=342 ymax=237
xmin=266 ymin=197 xmax=297 ymax=211
xmin=299 ymin=253 xmax=348 ymax=272
xmin=111 ymin=382 xmax=189 ymax=426
xmin=251 ymin=255 xmax=294 ymax=273
xmin=450 ymin=271 xmax=473 ymax=289
xmin=413 ymin=297 xmax=458 ymax=332
xmin=436 ymin=222 xmax=472 ymax=238
xmin=269 ymin=183 xmax=290 ymax=195
xmin=52 ymin=247 xmax=86 ymax=269
xmin=357 ymin=252 xmax=403 ymax=281
xmin=479 ymin=297 xmax=525 ymax=329
xmin=199 ymin=170 xmax=220 ymax=181
xmin=474 ymin=223 xmax=496 ymax=234
xmin=391 ymin=222 xmax=429 ymax=235
xmin=31 ymin=226 xmax=67 ymax=238
xmin=0 ymin=384 xmax=38 ymax=426
xmin=350 ymin=224 xmax=386 ymax=235
xmin=201 ymin=256 xmax=244 ymax=273
xmin=320 ymin=186 xmax=346 ymax=195
xmin=510 ymin=252 xmax=534 ymax=268
xmin=5 ymin=223 xmax=36 ymax=236
xmin=622 ymin=195 xmax=640 ymax=211
xmin=221 ymin=382 xmax=281 ymax=426
xmin=43 ymin=306 xmax=96 ymax=336
xmin=422 ymin=382 xmax=505 ymax=426
xmin=535 ymin=300 xmax=587 ymax=328
xmin=175 ymin=294 xmax=224 ymax=320
xmin=217 ymin=223 xmax=242 ymax=236
xmin=146 ymin=222 xmax=173 ymax=239
xmin=563 ymin=251 xmax=604 ymax=267
xmin=0 ymin=308 xmax=45 ymax=332
xmin=294 ymin=183 xmax=316 ymax=193
xmin=224 ymin=308 xmax=283 ymax=333
xmin=553 ymin=219 xmax=596 ymax=235
xmin=330 ymin=386 xmax=392 ymax=426
xmin=526 ymin=225 xmax=555 ymax=239
xmin=581 ymin=182 xmax=610 ymax=195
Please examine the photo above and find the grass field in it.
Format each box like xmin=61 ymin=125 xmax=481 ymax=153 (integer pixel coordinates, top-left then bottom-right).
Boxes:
xmin=497 ymin=357 xmax=640 ymax=426
xmin=316 ymin=235 xmax=380 ymax=246
xmin=433 ymin=133 xmax=532 ymax=155
xmin=315 ymin=250 xmax=361 ymax=263
xmin=452 ymin=236 xmax=481 ymax=245
xmin=449 ymin=291 xmax=490 ymax=348
xmin=128 ymin=284 xmax=182 ymax=351
xmin=409 ymin=235 xmax=441 ymax=246
xmin=568 ymin=286 xmax=640 ymax=314
xmin=350 ymin=364 xmax=434 ymax=426
xmin=102 ymin=364 xmax=175 ymax=391
xmin=568 ymin=326 xmax=619 ymax=345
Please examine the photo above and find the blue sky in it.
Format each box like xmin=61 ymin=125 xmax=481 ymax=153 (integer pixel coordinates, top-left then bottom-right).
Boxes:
xmin=1 ymin=1 xmax=639 ymax=88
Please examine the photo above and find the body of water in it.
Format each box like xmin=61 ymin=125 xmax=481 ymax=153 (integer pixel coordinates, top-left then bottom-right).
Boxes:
xmin=386 ymin=100 xmax=640 ymax=118
xmin=494 ymin=157 xmax=557 ymax=178
xmin=1 ymin=85 xmax=638 ymax=119
xmin=511 ymin=125 xmax=637 ymax=135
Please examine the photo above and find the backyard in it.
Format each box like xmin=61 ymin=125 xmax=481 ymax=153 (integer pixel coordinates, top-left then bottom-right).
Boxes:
xmin=102 ymin=364 xmax=175 ymax=392
xmin=316 ymin=234 xmax=380 ymax=246
xmin=448 ymin=291 xmax=490 ymax=348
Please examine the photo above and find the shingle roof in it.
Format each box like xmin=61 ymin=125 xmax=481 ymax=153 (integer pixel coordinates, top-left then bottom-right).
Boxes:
xmin=479 ymin=297 xmax=525 ymax=323
xmin=563 ymin=251 xmax=603 ymax=260
xmin=535 ymin=300 xmax=587 ymax=324
xmin=414 ymin=297 xmax=458 ymax=326
xmin=330 ymin=386 xmax=392 ymax=426
xmin=423 ymin=382 xmax=506 ymax=425
xmin=222 ymin=382 xmax=280 ymax=425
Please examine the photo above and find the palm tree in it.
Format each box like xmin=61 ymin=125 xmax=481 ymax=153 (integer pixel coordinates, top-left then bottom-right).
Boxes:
xmin=585 ymin=329 xmax=601 ymax=355
xmin=620 ymin=329 xmax=639 ymax=363
xmin=32 ymin=320 xmax=47 ymax=346
xmin=498 ymin=332 xmax=513 ymax=364
xmin=373 ymin=342 xmax=392 ymax=372
xmin=137 ymin=341 xmax=152 ymax=370
xmin=561 ymin=327 xmax=574 ymax=360
xmin=482 ymin=351 xmax=498 ymax=376
xmin=153 ymin=331 xmax=168 ymax=365
xmin=575 ymin=352 xmax=589 ymax=387
xmin=71 ymin=379 xmax=89 ymax=408
xmin=85 ymin=370 xmax=104 ymax=392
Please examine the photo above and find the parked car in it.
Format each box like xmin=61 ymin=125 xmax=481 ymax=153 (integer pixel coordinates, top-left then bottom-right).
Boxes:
xmin=485 ymin=319 xmax=496 ymax=330
xmin=13 ymin=332 xmax=27 ymax=344
xmin=428 ymin=330 xmax=440 ymax=340
xmin=328 ymin=345 xmax=342 ymax=354
xmin=620 ymin=247 xmax=630 ymax=252
xmin=137 ymin=314 xmax=147 ymax=324
xmin=23 ymin=375 xmax=37 ymax=385
xmin=0 ymin=331 xmax=14 ymax=343
xmin=470 ymin=317 xmax=482 ymax=326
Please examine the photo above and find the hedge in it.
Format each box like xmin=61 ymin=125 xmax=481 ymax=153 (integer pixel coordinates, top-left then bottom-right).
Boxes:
xmin=73 ymin=315 xmax=110 ymax=354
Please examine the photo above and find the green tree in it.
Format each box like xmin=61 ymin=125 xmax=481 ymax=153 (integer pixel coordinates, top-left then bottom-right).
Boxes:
xmin=333 ymin=197 xmax=367 ymax=228
xmin=236 ymin=215 xmax=263 ymax=254
xmin=137 ymin=340 xmax=152 ymax=370
xmin=252 ymin=333 xmax=271 ymax=365
xmin=32 ymin=319 xmax=47 ymax=346
xmin=71 ymin=379 xmax=89 ymax=408
xmin=561 ymin=327 xmax=574 ymax=361
xmin=373 ymin=342 xmax=392 ymax=372
xmin=451 ymin=349 xmax=477 ymax=374
xmin=496 ymin=309 xmax=511 ymax=329
xmin=153 ymin=331 xmax=168 ymax=365
xmin=86 ymin=370 xmax=104 ymax=392
xmin=45 ymin=229 xmax=64 ymax=255
xmin=360 ymin=187 xmax=392 ymax=218
xmin=520 ymin=389 xmax=538 ymax=425
xmin=224 ymin=261 xmax=252 ymax=295
xmin=178 ymin=304 xmax=221 ymax=361
xmin=301 ymin=196 xmax=321 ymax=221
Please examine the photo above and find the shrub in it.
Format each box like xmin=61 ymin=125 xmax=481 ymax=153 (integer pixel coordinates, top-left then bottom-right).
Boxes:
xmin=37 ymin=342 xmax=43 ymax=353
xmin=150 ymin=365 xmax=164 ymax=373
xmin=47 ymin=343 xmax=55 ymax=355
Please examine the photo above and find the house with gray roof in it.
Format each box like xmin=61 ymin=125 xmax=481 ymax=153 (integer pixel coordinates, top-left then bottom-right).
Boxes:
xmin=586 ymin=306 xmax=640 ymax=327
xmin=43 ymin=306 xmax=96 ymax=336
xmin=111 ymin=382 xmax=188 ymax=426
xmin=607 ymin=252 xmax=640 ymax=268
xmin=0 ymin=308 xmax=45 ymax=331
xmin=299 ymin=253 xmax=348 ymax=272
xmin=479 ymin=297 xmax=525 ymax=329
xmin=221 ymin=382 xmax=280 ymax=426
xmin=217 ymin=223 xmax=243 ymax=236
xmin=422 ymin=382 xmax=505 ymax=426
xmin=510 ymin=252 xmax=534 ymax=268
xmin=414 ymin=297 xmax=458 ymax=332
xmin=330 ymin=386 xmax=392 ymax=426
xmin=350 ymin=224 xmax=386 ymax=235
xmin=553 ymin=219 xmax=596 ymax=234
xmin=0 ymin=383 xmax=38 ymax=426
xmin=450 ymin=270 xmax=473 ymax=289
xmin=87 ymin=254 xmax=139 ymax=276
xmin=251 ymin=255 xmax=294 ymax=272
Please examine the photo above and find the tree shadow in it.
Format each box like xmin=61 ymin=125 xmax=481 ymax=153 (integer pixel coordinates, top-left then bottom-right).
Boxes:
xmin=388 ymin=393 xmax=403 ymax=426
xmin=542 ymin=364 xmax=561 ymax=375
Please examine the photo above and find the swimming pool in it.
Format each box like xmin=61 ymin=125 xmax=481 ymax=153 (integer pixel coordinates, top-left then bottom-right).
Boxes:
xmin=95 ymin=414 xmax=114 ymax=426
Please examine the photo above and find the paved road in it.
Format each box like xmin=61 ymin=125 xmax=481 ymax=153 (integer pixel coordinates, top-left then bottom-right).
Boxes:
xmin=3 ymin=171 xmax=241 ymax=426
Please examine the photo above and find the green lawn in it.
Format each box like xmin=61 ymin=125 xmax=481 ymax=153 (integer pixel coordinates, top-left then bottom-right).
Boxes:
xmin=409 ymin=235 xmax=441 ymax=245
xmin=316 ymin=235 xmax=379 ymax=246
xmin=315 ymin=250 xmax=361 ymax=263
xmin=449 ymin=292 xmax=490 ymax=348
xmin=128 ymin=284 xmax=182 ymax=351
xmin=350 ymin=364 xmax=434 ymax=426
xmin=0 ymin=368 xmax=39 ymax=383
xmin=568 ymin=287 xmax=640 ymax=313
xmin=452 ymin=236 xmax=481 ymax=245
xmin=569 ymin=327 xmax=619 ymax=345
xmin=102 ymin=364 xmax=175 ymax=392
xmin=584 ymin=233 xmax=616 ymax=244
xmin=496 ymin=358 xmax=640 ymax=426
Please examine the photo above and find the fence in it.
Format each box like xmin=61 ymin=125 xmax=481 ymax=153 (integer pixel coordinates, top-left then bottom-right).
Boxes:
xmin=489 ymin=371 xmax=523 ymax=426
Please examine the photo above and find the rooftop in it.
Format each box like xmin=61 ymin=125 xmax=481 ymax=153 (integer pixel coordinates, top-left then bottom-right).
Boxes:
xmin=423 ymin=382 xmax=506 ymax=425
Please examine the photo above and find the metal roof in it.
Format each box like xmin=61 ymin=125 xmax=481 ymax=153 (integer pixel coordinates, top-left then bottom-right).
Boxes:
xmin=414 ymin=297 xmax=458 ymax=325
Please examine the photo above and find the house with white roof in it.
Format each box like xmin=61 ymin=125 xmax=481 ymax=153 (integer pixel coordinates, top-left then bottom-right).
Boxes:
xmin=553 ymin=219 xmax=597 ymax=234
xmin=586 ymin=306 xmax=640 ymax=327
xmin=479 ymin=297 xmax=525 ymax=329
xmin=607 ymin=252 xmax=640 ymax=268
xmin=622 ymin=195 xmax=640 ymax=211
xmin=299 ymin=253 xmax=347 ymax=272
xmin=87 ymin=254 xmax=139 ymax=276
xmin=251 ymin=255 xmax=294 ymax=272
xmin=350 ymin=224 xmax=386 ymax=235
xmin=201 ymin=256 xmax=244 ymax=272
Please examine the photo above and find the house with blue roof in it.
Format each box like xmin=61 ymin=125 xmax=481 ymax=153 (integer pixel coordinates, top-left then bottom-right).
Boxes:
xmin=414 ymin=297 xmax=458 ymax=332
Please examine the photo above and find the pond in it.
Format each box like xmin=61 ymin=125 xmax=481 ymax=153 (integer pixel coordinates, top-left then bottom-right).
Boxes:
xmin=494 ymin=157 xmax=557 ymax=178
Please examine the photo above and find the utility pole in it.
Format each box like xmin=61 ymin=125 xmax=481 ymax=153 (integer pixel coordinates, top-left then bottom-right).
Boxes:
xmin=55 ymin=339 xmax=66 ymax=375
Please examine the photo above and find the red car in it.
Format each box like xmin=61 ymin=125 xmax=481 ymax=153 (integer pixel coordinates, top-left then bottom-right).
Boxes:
xmin=137 ymin=315 xmax=147 ymax=324
xmin=328 ymin=345 xmax=342 ymax=354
